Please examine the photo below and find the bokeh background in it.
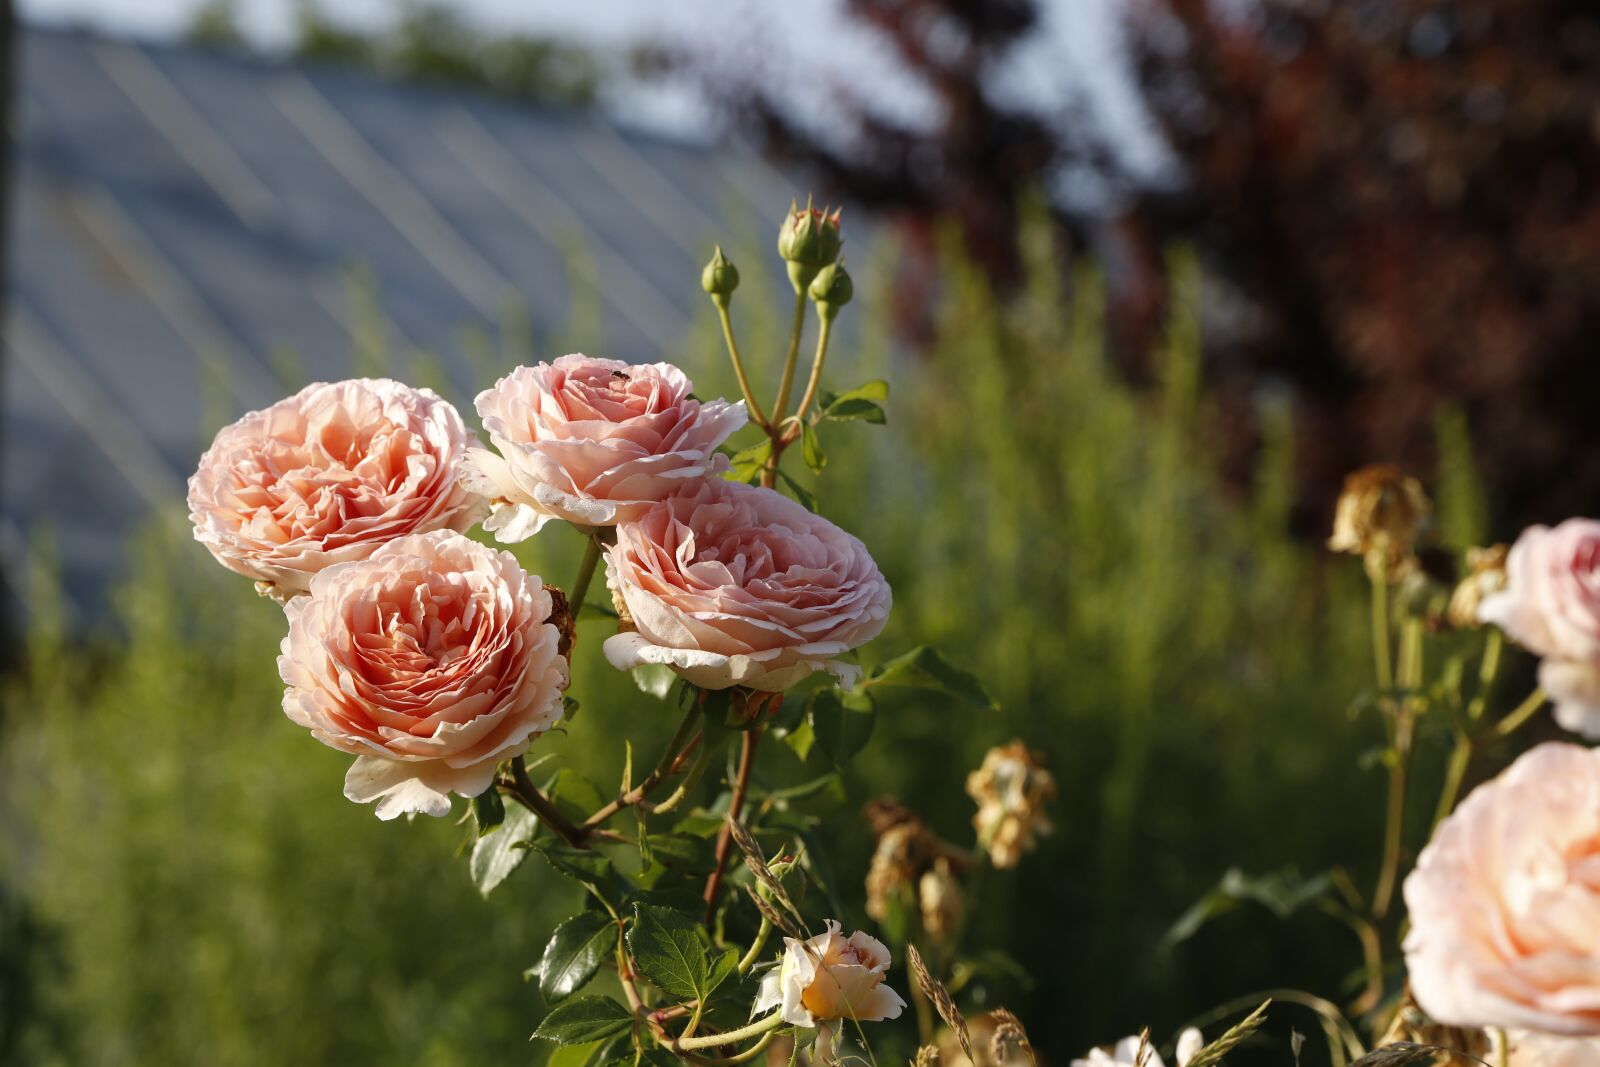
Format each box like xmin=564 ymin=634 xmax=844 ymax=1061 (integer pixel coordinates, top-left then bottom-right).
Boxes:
xmin=1 ymin=0 xmax=1595 ymax=1063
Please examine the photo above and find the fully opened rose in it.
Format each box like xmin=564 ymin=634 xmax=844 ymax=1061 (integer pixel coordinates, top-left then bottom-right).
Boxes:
xmin=188 ymin=378 xmax=483 ymax=596
xmin=278 ymin=530 xmax=568 ymax=820
xmin=753 ymin=920 xmax=905 ymax=1048
xmin=1404 ymin=742 xmax=1600 ymax=1035
xmin=1479 ymin=519 xmax=1600 ymax=737
xmin=602 ymin=479 xmax=892 ymax=691
xmin=466 ymin=355 xmax=746 ymax=541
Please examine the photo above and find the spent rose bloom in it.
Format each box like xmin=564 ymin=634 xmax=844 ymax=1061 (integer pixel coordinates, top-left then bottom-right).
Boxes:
xmin=188 ymin=378 xmax=484 ymax=596
xmin=1404 ymin=742 xmax=1600 ymax=1035
xmin=1328 ymin=464 xmax=1431 ymax=581
xmin=1447 ymin=543 xmax=1510 ymax=630
xmin=1479 ymin=520 xmax=1600 ymax=737
xmin=465 ymin=355 xmax=745 ymax=540
xmin=966 ymin=742 xmax=1056 ymax=869
xmin=603 ymin=479 xmax=892 ymax=691
xmin=753 ymin=920 xmax=906 ymax=1039
xmin=1071 ymin=1029 xmax=1204 ymax=1067
xmin=277 ymin=530 xmax=568 ymax=820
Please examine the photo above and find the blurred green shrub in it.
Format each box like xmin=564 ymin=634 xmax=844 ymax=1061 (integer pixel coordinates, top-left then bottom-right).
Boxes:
xmin=1 ymin=220 xmax=1427 ymax=1063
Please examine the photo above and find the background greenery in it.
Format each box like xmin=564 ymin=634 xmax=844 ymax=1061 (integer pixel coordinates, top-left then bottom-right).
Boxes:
xmin=0 ymin=219 xmax=1501 ymax=1064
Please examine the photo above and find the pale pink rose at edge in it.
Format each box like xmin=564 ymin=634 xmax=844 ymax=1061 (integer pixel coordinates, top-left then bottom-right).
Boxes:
xmin=603 ymin=479 xmax=892 ymax=691
xmin=188 ymin=378 xmax=485 ymax=595
xmin=1404 ymin=742 xmax=1600 ymax=1035
xmin=466 ymin=355 xmax=746 ymax=541
xmin=1479 ymin=519 xmax=1600 ymax=738
xmin=277 ymin=530 xmax=568 ymax=820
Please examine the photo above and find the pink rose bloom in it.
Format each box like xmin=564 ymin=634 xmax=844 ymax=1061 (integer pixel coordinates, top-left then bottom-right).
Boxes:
xmin=1404 ymin=742 xmax=1600 ymax=1035
xmin=189 ymin=378 xmax=484 ymax=596
xmin=1479 ymin=520 xmax=1600 ymax=737
xmin=603 ymin=480 xmax=892 ymax=691
xmin=466 ymin=355 xmax=746 ymax=540
xmin=277 ymin=530 xmax=568 ymax=820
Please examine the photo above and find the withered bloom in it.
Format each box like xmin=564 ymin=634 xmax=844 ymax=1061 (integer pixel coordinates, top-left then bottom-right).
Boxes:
xmin=1447 ymin=544 xmax=1510 ymax=630
xmin=1328 ymin=464 xmax=1432 ymax=582
xmin=966 ymin=742 xmax=1056 ymax=869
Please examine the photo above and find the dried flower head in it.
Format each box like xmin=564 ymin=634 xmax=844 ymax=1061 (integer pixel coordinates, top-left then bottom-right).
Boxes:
xmin=990 ymin=1008 xmax=1037 ymax=1066
xmin=914 ymin=1046 xmax=943 ymax=1067
xmin=1328 ymin=464 xmax=1432 ymax=582
xmin=865 ymin=821 xmax=931 ymax=922
xmin=1447 ymin=544 xmax=1510 ymax=630
xmin=966 ymin=742 xmax=1056 ymax=869
xmin=919 ymin=859 xmax=965 ymax=942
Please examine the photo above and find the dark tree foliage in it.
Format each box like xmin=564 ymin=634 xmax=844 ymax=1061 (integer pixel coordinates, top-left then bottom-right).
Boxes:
xmin=1130 ymin=0 xmax=1600 ymax=524
xmin=703 ymin=0 xmax=1600 ymax=524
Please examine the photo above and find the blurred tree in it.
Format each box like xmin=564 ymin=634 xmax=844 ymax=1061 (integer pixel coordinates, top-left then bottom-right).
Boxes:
xmin=185 ymin=0 xmax=248 ymax=50
xmin=1128 ymin=0 xmax=1600 ymax=525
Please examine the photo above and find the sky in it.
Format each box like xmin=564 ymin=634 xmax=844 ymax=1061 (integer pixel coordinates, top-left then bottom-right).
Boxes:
xmin=16 ymin=0 xmax=1172 ymax=191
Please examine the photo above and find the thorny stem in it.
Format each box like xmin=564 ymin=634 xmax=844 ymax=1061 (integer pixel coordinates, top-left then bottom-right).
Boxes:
xmin=672 ymin=1009 xmax=785 ymax=1052
xmin=704 ymin=731 xmax=761 ymax=927
xmin=737 ymin=916 xmax=773 ymax=975
xmin=584 ymin=701 xmax=702 ymax=830
xmin=501 ymin=755 xmax=588 ymax=848
xmin=1492 ymin=687 xmax=1548 ymax=739
xmin=785 ymin=314 xmax=835 ymax=438
xmin=683 ymin=1030 xmax=778 ymax=1065
xmin=569 ymin=535 xmax=603 ymax=618
xmin=717 ymin=304 xmax=768 ymax=431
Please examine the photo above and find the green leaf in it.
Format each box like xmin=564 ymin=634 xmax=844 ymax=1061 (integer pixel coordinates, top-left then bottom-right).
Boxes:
xmin=644 ymin=833 xmax=716 ymax=874
xmin=631 ymin=664 xmax=678 ymax=700
xmin=471 ymin=783 xmax=505 ymax=836
xmin=725 ymin=440 xmax=772 ymax=484
xmin=1165 ymin=868 xmax=1335 ymax=947
xmin=626 ymin=902 xmax=733 ymax=1002
xmin=821 ymin=380 xmax=889 ymax=424
xmin=801 ymin=422 xmax=826 ymax=474
xmin=545 ymin=768 xmax=607 ymax=823
xmin=776 ymin=469 xmax=818 ymax=512
xmin=535 ymin=844 xmax=625 ymax=909
xmin=545 ymin=1041 xmax=605 ymax=1067
xmin=537 ymin=912 xmax=618 ymax=1004
xmin=531 ymin=995 xmax=634 ymax=1045
xmin=469 ymin=805 xmax=537 ymax=897
xmin=867 ymin=646 xmax=996 ymax=710
xmin=781 ymin=716 xmax=816 ymax=762
xmin=810 ymin=687 xmax=876 ymax=767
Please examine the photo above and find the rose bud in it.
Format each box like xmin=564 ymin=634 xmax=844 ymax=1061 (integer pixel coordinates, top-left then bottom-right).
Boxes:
xmin=752 ymin=920 xmax=905 ymax=1057
xmin=603 ymin=479 xmax=891 ymax=692
xmin=808 ymin=260 xmax=854 ymax=322
xmin=1404 ymin=742 xmax=1600 ymax=1034
xmin=465 ymin=356 xmax=746 ymax=541
xmin=966 ymin=742 xmax=1056 ymax=869
xmin=777 ymin=195 xmax=843 ymax=293
xmin=701 ymin=245 xmax=740 ymax=308
xmin=277 ymin=530 xmax=568 ymax=820
xmin=1479 ymin=520 xmax=1600 ymax=737
xmin=188 ymin=378 xmax=484 ymax=598
xmin=1328 ymin=464 xmax=1431 ymax=583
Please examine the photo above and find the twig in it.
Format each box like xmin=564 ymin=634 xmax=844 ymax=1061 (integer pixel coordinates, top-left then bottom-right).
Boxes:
xmin=501 ymin=755 xmax=588 ymax=848
xmin=704 ymin=731 xmax=760 ymax=926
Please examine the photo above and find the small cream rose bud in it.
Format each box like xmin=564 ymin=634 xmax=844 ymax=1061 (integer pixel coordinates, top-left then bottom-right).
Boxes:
xmin=778 ymin=195 xmax=843 ymax=293
xmin=1328 ymin=464 xmax=1432 ymax=583
xmin=1447 ymin=543 xmax=1509 ymax=630
xmin=701 ymin=245 xmax=740 ymax=308
xmin=966 ymin=741 xmax=1055 ymax=869
xmin=808 ymin=260 xmax=854 ymax=321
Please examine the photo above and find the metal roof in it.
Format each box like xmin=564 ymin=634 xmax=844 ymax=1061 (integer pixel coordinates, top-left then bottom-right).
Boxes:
xmin=3 ymin=26 xmax=822 ymax=620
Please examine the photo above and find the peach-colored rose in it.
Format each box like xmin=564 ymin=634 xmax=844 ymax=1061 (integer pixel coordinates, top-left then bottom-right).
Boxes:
xmin=753 ymin=920 xmax=906 ymax=1033
xmin=1479 ymin=520 xmax=1600 ymax=737
xmin=602 ymin=480 xmax=892 ymax=691
xmin=1499 ymin=1032 xmax=1600 ymax=1067
xmin=466 ymin=355 xmax=745 ymax=540
xmin=277 ymin=530 xmax=568 ymax=820
xmin=188 ymin=378 xmax=483 ymax=596
xmin=1404 ymin=742 xmax=1600 ymax=1035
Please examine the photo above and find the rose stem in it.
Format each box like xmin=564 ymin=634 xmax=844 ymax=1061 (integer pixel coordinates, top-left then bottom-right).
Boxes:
xmin=770 ymin=290 xmax=808 ymax=433
xmin=703 ymin=731 xmax=761 ymax=927
xmin=1372 ymin=618 xmax=1422 ymax=920
xmin=736 ymin=915 xmax=772 ymax=975
xmin=784 ymin=313 xmax=835 ymax=441
xmin=717 ymin=303 xmax=768 ymax=430
xmin=569 ymin=534 xmax=603 ymax=618
xmin=1370 ymin=573 xmax=1393 ymax=691
xmin=671 ymin=1008 xmax=784 ymax=1052
xmin=680 ymin=1030 xmax=778 ymax=1065
xmin=583 ymin=701 xmax=703 ymax=830
xmin=502 ymin=754 xmax=588 ymax=848
xmin=1490 ymin=687 xmax=1547 ymax=739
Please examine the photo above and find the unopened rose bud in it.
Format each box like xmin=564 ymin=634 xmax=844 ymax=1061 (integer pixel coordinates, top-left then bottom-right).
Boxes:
xmin=808 ymin=260 xmax=854 ymax=321
xmin=1447 ymin=543 xmax=1509 ymax=630
xmin=1328 ymin=464 xmax=1432 ymax=583
xmin=700 ymin=245 xmax=739 ymax=308
xmin=777 ymin=196 xmax=843 ymax=293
